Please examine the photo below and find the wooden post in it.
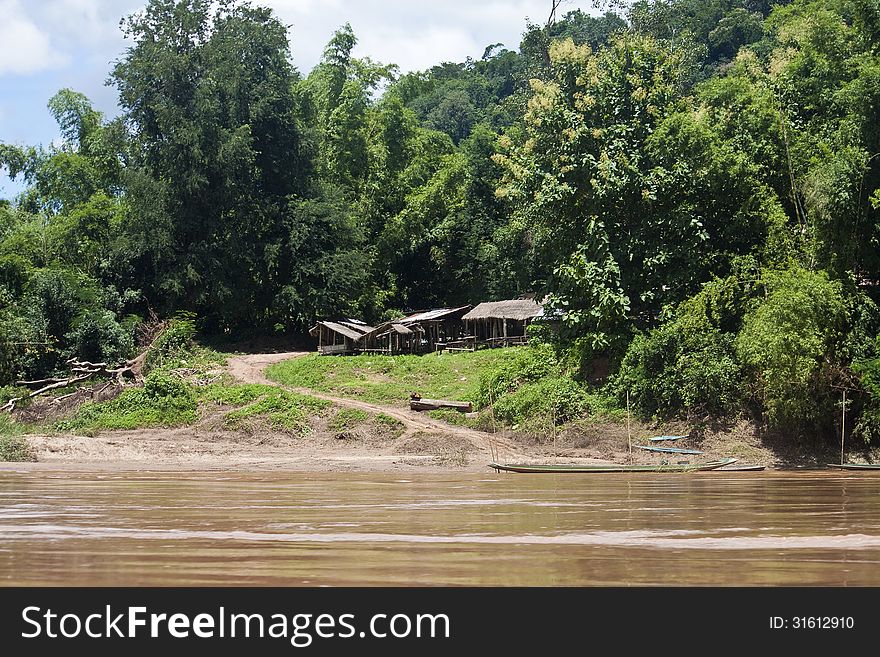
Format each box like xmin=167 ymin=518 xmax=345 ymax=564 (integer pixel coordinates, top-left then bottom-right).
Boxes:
xmin=488 ymin=385 xmax=498 ymax=463
xmin=841 ymin=388 xmax=846 ymax=465
xmin=626 ymin=390 xmax=632 ymax=465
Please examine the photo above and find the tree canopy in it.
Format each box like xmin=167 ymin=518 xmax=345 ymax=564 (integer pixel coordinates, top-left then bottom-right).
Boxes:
xmin=3 ymin=0 xmax=880 ymax=442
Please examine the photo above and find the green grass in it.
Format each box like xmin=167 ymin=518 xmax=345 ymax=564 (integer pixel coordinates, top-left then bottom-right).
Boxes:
xmin=374 ymin=412 xmax=404 ymax=436
xmin=197 ymin=383 xmax=277 ymax=406
xmin=58 ymin=376 xmax=198 ymax=434
xmin=198 ymin=382 xmax=331 ymax=435
xmin=326 ymin=408 xmax=405 ymax=438
xmin=327 ymin=408 xmax=369 ymax=431
xmin=266 ymin=351 xmax=513 ymax=406
xmin=0 ymin=434 xmax=34 ymax=461
xmin=56 ymin=377 xmax=332 ymax=437
xmin=426 ymin=408 xmax=481 ymax=429
xmin=0 ymin=413 xmax=30 ymax=437
xmin=223 ymin=389 xmax=330 ymax=435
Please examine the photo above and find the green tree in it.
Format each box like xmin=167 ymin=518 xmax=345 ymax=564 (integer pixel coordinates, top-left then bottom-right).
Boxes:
xmin=736 ymin=266 xmax=846 ymax=430
xmin=111 ymin=0 xmax=308 ymax=329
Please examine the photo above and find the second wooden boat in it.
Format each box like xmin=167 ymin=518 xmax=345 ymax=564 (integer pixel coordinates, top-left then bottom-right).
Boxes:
xmin=488 ymin=458 xmax=737 ymax=474
xmin=826 ymin=463 xmax=880 ymax=471
xmin=634 ymin=445 xmax=703 ymax=455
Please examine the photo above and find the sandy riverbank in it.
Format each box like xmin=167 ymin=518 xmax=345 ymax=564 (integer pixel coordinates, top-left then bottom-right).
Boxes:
xmin=4 ymin=350 xmax=854 ymax=474
xmin=2 ymin=416 xmax=784 ymax=474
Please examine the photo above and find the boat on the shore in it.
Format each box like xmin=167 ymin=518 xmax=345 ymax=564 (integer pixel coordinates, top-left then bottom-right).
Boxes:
xmin=715 ymin=464 xmax=765 ymax=472
xmin=488 ymin=458 xmax=737 ymax=474
xmin=649 ymin=435 xmax=688 ymax=442
xmin=826 ymin=463 xmax=880 ymax=471
xmin=633 ymin=445 xmax=703 ymax=455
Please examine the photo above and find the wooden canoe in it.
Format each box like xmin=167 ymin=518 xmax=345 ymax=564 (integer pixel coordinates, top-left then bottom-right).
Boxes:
xmin=634 ymin=445 xmax=703 ymax=455
xmin=488 ymin=458 xmax=738 ymax=474
xmin=649 ymin=435 xmax=688 ymax=442
xmin=715 ymin=464 xmax=765 ymax=472
xmin=826 ymin=463 xmax=880 ymax=471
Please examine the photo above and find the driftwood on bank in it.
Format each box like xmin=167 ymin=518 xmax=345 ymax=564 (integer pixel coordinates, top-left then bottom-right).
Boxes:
xmin=2 ymin=317 xmax=170 ymax=414
xmin=409 ymin=393 xmax=473 ymax=413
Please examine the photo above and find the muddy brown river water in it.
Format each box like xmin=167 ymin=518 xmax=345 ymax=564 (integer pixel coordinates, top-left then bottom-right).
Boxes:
xmin=1 ymin=469 xmax=879 ymax=586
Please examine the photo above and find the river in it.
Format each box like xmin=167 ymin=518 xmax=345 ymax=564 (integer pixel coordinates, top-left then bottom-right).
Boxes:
xmin=1 ymin=469 xmax=879 ymax=586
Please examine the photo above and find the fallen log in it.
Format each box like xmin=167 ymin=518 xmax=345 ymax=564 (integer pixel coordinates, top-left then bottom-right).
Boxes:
xmin=15 ymin=377 xmax=67 ymax=388
xmin=409 ymin=398 xmax=473 ymax=413
xmin=2 ymin=373 xmax=94 ymax=413
xmin=2 ymin=317 xmax=170 ymax=414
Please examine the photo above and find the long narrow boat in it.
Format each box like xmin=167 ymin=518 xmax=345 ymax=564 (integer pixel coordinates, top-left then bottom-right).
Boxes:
xmin=488 ymin=458 xmax=737 ymax=474
xmin=826 ymin=463 xmax=880 ymax=471
xmin=715 ymin=464 xmax=765 ymax=472
xmin=649 ymin=435 xmax=688 ymax=442
xmin=634 ymin=445 xmax=703 ymax=455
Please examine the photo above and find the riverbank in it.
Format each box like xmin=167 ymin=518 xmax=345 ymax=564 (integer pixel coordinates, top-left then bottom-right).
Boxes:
xmin=3 ymin=347 xmax=876 ymax=472
xmin=0 ymin=411 xmax=809 ymax=473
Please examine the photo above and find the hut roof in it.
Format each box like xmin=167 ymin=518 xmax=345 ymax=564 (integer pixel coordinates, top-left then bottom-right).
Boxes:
xmin=360 ymin=320 xmax=422 ymax=342
xmin=309 ymin=320 xmax=375 ymax=341
xmin=399 ymin=305 xmax=471 ymax=324
xmin=462 ymin=299 xmax=543 ymax=321
xmin=377 ymin=323 xmax=414 ymax=338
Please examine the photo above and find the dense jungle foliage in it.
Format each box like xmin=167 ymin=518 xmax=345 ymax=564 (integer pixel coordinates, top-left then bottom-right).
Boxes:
xmin=3 ymin=0 xmax=880 ymax=443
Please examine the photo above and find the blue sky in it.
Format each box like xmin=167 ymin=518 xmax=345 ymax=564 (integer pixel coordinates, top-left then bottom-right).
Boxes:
xmin=1 ymin=0 xmax=591 ymax=199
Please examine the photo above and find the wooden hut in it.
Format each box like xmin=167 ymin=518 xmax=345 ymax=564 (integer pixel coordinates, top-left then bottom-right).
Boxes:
xmin=461 ymin=298 xmax=543 ymax=347
xmin=310 ymin=319 xmax=374 ymax=355
xmin=357 ymin=306 xmax=471 ymax=355
xmin=397 ymin=305 xmax=471 ymax=352
xmin=359 ymin=321 xmax=422 ymax=354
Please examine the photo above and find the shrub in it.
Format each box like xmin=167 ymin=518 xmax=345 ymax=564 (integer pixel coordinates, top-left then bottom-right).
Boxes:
xmin=146 ymin=314 xmax=197 ymax=371
xmin=0 ymin=434 xmax=35 ymax=461
xmin=65 ymin=309 xmax=135 ymax=365
xmin=614 ymin=314 xmax=742 ymax=419
xmin=736 ymin=266 xmax=845 ymax=430
xmin=852 ymin=336 xmax=880 ymax=444
xmin=492 ymin=375 xmax=587 ymax=425
xmin=476 ymin=344 xmax=559 ymax=408
xmin=477 ymin=344 xmax=587 ymax=425
xmin=59 ymin=371 xmax=197 ymax=432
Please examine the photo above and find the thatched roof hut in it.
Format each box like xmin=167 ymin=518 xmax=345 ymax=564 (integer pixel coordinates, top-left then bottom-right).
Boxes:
xmin=357 ymin=305 xmax=471 ymax=354
xmin=310 ymin=319 xmax=374 ymax=355
xmin=462 ymin=299 xmax=543 ymax=322
xmin=462 ymin=298 xmax=543 ymax=346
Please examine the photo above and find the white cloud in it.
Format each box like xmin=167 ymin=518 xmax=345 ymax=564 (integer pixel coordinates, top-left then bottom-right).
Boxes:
xmin=0 ymin=0 xmax=68 ymax=75
xmin=266 ymin=0 xmax=573 ymax=73
xmin=1 ymin=1 xmax=595 ymax=79
xmin=356 ymin=26 xmax=479 ymax=72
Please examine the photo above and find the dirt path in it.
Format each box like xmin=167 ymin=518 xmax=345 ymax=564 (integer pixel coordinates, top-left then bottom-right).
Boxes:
xmin=225 ymin=351 xmax=308 ymax=385
xmin=224 ymin=352 xmax=520 ymax=458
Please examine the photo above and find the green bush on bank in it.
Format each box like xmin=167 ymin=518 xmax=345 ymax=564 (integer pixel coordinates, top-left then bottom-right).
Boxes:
xmin=58 ymin=371 xmax=197 ymax=433
xmin=222 ymin=389 xmax=330 ymax=435
xmin=736 ymin=266 xmax=846 ymax=432
xmin=145 ymin=314 xmax=198 ymax=371
xmin=614 ymin=315 xmax=742 ymax=419
xmin=0 ymin=434 xmax=34 ymax=461
xmin=612 ymin=266 xmax=758 ymax=420
xmin=477 ymin=344 xmax=587 ymax=425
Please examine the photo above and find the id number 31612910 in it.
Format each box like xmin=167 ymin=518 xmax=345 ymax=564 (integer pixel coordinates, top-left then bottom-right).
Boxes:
xmin=770 ymin=617 xmax=854 ymax=629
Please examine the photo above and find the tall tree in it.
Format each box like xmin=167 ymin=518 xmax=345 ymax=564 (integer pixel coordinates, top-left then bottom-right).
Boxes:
xmin=111 ymin=0 xmax=307 ymax=329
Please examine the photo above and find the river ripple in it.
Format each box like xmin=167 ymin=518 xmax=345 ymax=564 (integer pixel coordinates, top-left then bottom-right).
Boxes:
xmin=1 ymin=470 xmax=878 ymax=585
